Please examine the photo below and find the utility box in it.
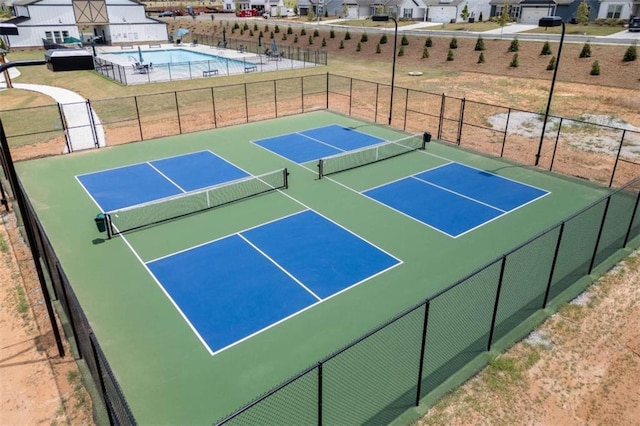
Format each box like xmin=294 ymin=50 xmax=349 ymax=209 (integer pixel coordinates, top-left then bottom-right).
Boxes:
xmin=45 ymin=49 xmax=94 ymax=72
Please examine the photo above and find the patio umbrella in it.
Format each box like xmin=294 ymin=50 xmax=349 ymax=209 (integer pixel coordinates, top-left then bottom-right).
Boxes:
xmin=174 ymin=28 xmax=189 ymax=42
xmin=137 ymin=45 xmax=144 ymax=63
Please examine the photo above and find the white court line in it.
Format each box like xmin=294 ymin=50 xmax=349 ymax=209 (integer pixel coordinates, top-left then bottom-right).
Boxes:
xmin=146 ymin=162 xmax=187 ymax=193
xmin=410 ymin=175 xmax=507 ymax=213
xmin=74 ymin=175 xmax=107 ymax=213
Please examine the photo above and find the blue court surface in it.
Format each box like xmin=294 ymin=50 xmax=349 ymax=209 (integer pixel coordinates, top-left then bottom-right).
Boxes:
xmin=364 ymin=163 xmax=549 ymax=238
xmin=146 ymin=210 xmax=401 ymax=354
xmin=253 ymin=124 xmax=384 ymax=163
xmin=76 ymin=151 xmax=249 ymax=212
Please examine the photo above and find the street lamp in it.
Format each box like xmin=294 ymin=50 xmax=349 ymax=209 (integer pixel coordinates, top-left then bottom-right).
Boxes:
xmin=372 ymin=14 xmax=398 ymax=126
xmin=535 ymin=16 xmax=565 ymax=167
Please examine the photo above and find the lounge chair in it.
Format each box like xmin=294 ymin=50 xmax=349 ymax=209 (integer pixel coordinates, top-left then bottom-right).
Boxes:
xmin=191 ymin=39 xmax=198 ymax=47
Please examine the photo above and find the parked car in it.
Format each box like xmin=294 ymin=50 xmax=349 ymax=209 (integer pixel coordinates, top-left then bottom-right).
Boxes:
xmin=158 ymin=10 xmax=174 ymax=17
xmin=629 ymin=17 xmax=640 ymax=32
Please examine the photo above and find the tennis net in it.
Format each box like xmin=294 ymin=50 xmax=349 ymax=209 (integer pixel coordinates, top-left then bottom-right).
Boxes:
xmin=317 ymin=133 xmax=428 ymax=178
xmin=105 ymin=168 xmax=288 ymax=237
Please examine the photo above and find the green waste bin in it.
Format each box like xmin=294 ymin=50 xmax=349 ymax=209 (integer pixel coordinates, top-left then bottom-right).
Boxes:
xmin=94 ymin=213 xmax=107 ymax=233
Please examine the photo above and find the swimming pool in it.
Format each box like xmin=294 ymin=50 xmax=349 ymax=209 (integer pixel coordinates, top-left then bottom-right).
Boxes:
xmin=109 ymin=49 xmax=245 ymax=66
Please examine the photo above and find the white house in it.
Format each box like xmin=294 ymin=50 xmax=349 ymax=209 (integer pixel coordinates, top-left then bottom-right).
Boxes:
xmin=3 ymin=0 xmax=168 ymax=48
xmin=596 ymin=0 xmax=633 ymax=20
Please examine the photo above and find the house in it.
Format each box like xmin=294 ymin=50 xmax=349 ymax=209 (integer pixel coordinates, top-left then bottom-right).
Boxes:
xmin=3 ymin=0 xmax=168 ymax=49
xmin=297 ymin=0 xmax=344 ymax=17
xmin=596 ymin=0 xmax=634 ymax=20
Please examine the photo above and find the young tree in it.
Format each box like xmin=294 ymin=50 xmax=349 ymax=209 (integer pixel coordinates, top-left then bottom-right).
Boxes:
xmin=508 ymin=37 xmax=519 ymax=52
xmin=345 ymin=30 xmax=351 ymax=40
xmin=376 ymin=43 xmax=381 ymax=54
xmin=356 ymin=42 xmax=361 ymax=51
xmin=425 ymin=37 xmax=433 ymax=47
xmin=546 ymin=56 xmax=556 ymax=70
xmin=339 ymin=40 xmax=344 ymax=49
xmin=590 ymin=60 xmax=600 ymax=75
xmin=623 ymin=44 xmax=637 ymax=62
xmin=313 ymin=29 xmax=319 ymax=37
xmin=447 ymin=49 xmax=454 ymax=61
xmin=380 ymin=34 xmax=388 ymax=44
xmin=401 ymin=35 xmax=409 ymax=46
xmin=509 ymin=53 xmax=519 ymax=67
xmin=541 ymin=41 xmax=552 ymax=55
xmin=475 ymin=36 xmax=485 ymax=51
xmin=579 ymin=42 xmax=591 ymax=58
xmin=330 ymin=29 xmax=335 ymax=39
xmin=460 ymin=4 xmax=470 ymax=21
xmin=287 ymin=25 xmax=293 ymax=35
xmin=307 ymin=8 xmax=315 ymax=21
xmin=361 ymin=32 xmax=368 ymax=42
xmin=422 ymin=47 xmax=429 ymax=58
xmin=450 ymin=37 xmax=458 ymax=49
xmin=478 ymin=52 xmax=485 ymax=63
xmin=498 ymin=2 xmax=509 ymax=37
xmin=577 ymin=0 xmax=590 ymax=26
xmin=398 ymin=45 xmax=404 ymax=56
xmin=322 ymin=37 xmax=326 ymax=47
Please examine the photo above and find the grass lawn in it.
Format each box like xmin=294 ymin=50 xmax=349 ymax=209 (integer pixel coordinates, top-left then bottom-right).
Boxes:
xmin=420 ymin=22 xmax=503 ymax=32
xmin=338 ymin=19 xmax=419 ymax=28
xmin=523 ymin=24 xmax=627 ymax=36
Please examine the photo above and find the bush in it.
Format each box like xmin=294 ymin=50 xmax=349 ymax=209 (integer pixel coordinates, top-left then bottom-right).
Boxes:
xmin=540 ymin=41 xmax=552 ymax=55
xmin=301 ymin=28 xmax=306 ymax=35
xmin=590 ymin=60 xmax=600 ymax=75
xmin=398 ymin=45 xmax=404 ymax=56
xmin=270 ymin=31 xmax=274 ymax=39
xmin=376 ymin=43 xmax=381 ymax=54
xmin=248 ymin=29 xmax=253 ymax=36
xmin=240 ymin=29 xmax=244 ymax=35
xmin=259 ymin=30 xmax=263 ymax=38
xmin=422 ymin=47 xmax=429 ymax=59
xmin=401 ymin=35 xmax=409 ymax=45
xmin=294 ymin=34 xmax=298 ymax=43
xmin=380 ymin=34 xmax=387 ymax=44
xmin=508 ymin=38 xmax=519 ymax=52
xmin=579 ymin=42 xmax=591 ymax=58
xmin=287 ymin=26 xmax=293 ymax=34
xmin=546 ymin=55 xmax=556 ymax=70
xmin=233 ymin=22 xmax=240 ymax=29
xmin=478 ymin=52 xmax=485 ymax=63
xmin=330 ymin=29 xmax=335 ymax=39
xmin=345 ymin=30 xmax=351 ymax=40
xmin=449 ymin=37 xmax=457 ymax=49
xmin=231 ymin=27 xmax=236 ymax=34
xmin=475 ymin=36 xmax=485 ymax=51
xmin=282 ymin=33 xmax=287 ymax=41
xmin=356 ymin=42 xmax=361 ymax=52
xmin=425 ymin=37 xmax=432 ymax=47
xmin=361 ymin=32 xmax=368 ymax=42
xmin=313 ymin=29 xmax=319 ymax=37
xmin=509 ymin=53 xmax=519 ymax=67
xmin=254 ymin=23 xmax=258 ymax=31
xmin=309 ymin=35 xmax=313 ymax=44
xmin=274 ymin=25 xmax=280 ymax=33
xmin=623 ymin=44 xmax=637 ymax=62
xmin=243 ymin=22 xmax=249 ymax=31
xmin=339 ymin=40 xmax=344 ymax=49
xmin=264 ymin=24 xmax=269 ymax=32
xmin=322 ymin=37 xmax=326 ymax=47
xmin=447 ymin=49 xmax=454 ymax=61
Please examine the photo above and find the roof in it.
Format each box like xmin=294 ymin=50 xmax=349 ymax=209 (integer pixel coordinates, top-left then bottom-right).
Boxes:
xmin=423 ymin=0 xmax=464 ymax=6
xmin=2 ymin=16 xmax=31 ymax=25
xmin=520 ymin=0 xmax=556 ymax=4
xmin=12 ymin=0 xmax=42 ymax=6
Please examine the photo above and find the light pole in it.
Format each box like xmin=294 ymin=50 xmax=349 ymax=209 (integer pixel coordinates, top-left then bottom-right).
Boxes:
xmin=535 ymin=16 xmax=565 ymax=167
xmin=372 ymin=14 xmax=398 ymax=126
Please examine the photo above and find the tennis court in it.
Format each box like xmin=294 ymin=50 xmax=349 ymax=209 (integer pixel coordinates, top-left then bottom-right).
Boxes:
xmin=16 ymin=110 xmax=612 ymax=424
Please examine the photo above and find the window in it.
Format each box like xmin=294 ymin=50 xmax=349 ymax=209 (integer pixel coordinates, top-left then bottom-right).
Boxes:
xmin=403 ymin=8 xmax=413 ymax=18
xmin=45 ymin=31 xmax=53 ymax=42
xmin=606 ymin=4 xmax=622 ymax=19
xmin=509 ymin=6 xmax=520 ymax=19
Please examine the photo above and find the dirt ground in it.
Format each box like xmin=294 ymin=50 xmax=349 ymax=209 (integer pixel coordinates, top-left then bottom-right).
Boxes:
xmin=1 ymin=22 xmax=639 ymax=425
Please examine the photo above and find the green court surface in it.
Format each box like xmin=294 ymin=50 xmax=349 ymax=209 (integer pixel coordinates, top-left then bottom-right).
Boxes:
xmin=16 ymin=110 xmax=611 ymax=424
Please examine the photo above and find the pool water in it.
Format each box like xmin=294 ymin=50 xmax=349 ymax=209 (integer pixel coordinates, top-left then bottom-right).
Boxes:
xmin=109 ymin=49 xmax=243 ymax=65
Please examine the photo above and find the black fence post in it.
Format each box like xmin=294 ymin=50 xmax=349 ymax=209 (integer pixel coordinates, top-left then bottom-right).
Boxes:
xmin=325 ymin=72 xmax=329 ymax=109
xmin=317 ymin=363 xmax=323 ymax=426
xmin=211 ymin=87 xmax=218 ymax=128
xmin=86 ymin=100 xmax=100 ymax=148
xmin=56 ymin=262 xmax=81 ymax=357
xmin=244 ymin=83 xmax=249 ymax=123
xmin=0 ymin=119 xmax=65 ymax=357
xmin=374 ymin=83 xmax=379 ymax=123
xmin=500 ymin=108 xmax=511 ymax=158
xmin=274 ymin=79 xmax=279 ymax=118
xmin=623 ymin=188 xmax=640 ymax=248
xmin=348 ymin=78 xmax=353 ymax=117
xmin=457 ymin=98 xmax=465 ymax=145
xmin=57 ymin=102 xmax=72 ymax=153
xmin=403 ymin=89 xmax=409 ymax=131
xmin=134 ymin=96 xmax=143 ymax=140
xmin=415 ymin=300 xmax=430 ymax=405
xmin=608 ymin=129 xmax=626 ymax=188
xmin=487 ymin=256 xmax=507 ymax=351
xmin=589 ymin=197 xmax=612 ymax=273
xmin=543 ymin=223 xmax=565 ymax=308
xmin=548 ymin=117 xmax=563 ymax=171
xmin=0 ymin=179 xmax=7 ymax=211
xmin=301 ymin=76 xmax=306 ymax=113
xmin=174 ymin=91 xmax=182 ymax=134
xmin=437 ymin=94 xmax=445 ymax=140
xmin=89 ymin=333 xmax=116 ymax=426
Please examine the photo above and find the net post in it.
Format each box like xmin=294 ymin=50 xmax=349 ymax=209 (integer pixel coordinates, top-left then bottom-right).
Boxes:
xmin=105 ymin=213 xmax=113 ymax=239
xmin=318 ymin=159 xmax=324 ymax=180
xmin=422 ymin=132 xmax=431 ymax=150
xmin=283 ymin=168 xmax=289 ymax=189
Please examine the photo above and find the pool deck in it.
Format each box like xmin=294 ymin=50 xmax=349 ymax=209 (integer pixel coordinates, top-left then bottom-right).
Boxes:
xmin=95 ymin=43 xmax=319 ymax=85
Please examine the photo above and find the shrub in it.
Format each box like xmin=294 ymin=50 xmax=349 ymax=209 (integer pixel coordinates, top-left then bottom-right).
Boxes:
xmin=313 ymin=29 xmax=319 ymax=37
xmin=590 ymin=60 xmax=600 ymax=75
xmin=309 ymin=35 xmax=313 ymax=44
xmin=398 ymin=45 xmax=404 ymax=56
xmin=546 ymin=55 xmax=556 ymax=70
xmin=240 ymin=29 xmax=244 ymax=35
xmin=401 ymin=35 xmax=409 ymax=45
xmin=339 ymin=40 xmax=344 ymax=49
xmin=282 ymin=33 xmax=287 ymax=41
xmin=259 ymin=30 xmax=263 ymax=38
xmin=243 ymin=22 xmax=249 ymax=31
xmin=623 ymin=44 xmax=637 ymax=62
xmin=264 ymin=24 xmax=269 ymax=32
xmin=254 ymin=23 xmax=258 ymax=31
xmin=322 ymin=37 xmax=326 ymax=47
xmin=248 ymin=29 xmax=253 ymax=36
xmin=376 ymin=43 xmax=381 ymax=54
xmin=274 ymin=25 xmax=280 ymax=33
xmin=478 ymin=52 xmax=485 ymax=63
xmin=425 ymin=37 xmax=432 ymax=47
xmin=580 ymin=42 xmax=591 ymax=58
xmin=345 ymin=30 xmax=351 ymax=40
xmin=231 ymin=27 xmax=236 ymax=34
xmin=475 ymin=36 xmax=485 ymax=51
xmin=508 ymin=38 xmax=519 ymax=52
xmin=233 ymin=22 xmax=240 ymax=29
xmin=270 ymin=31 xmax=274 ymax=39
xmin=380 ymin=34 xmax=387 ymax=44
xmin=509 ymin=53 xmax=519 ymax=67
xmin=447 ymin=49 xmax=454 ymax=61
xmin=356 ymin=42 xmax=361 ymax=51
xmin=541 ymin=41 xmax=552 ymax=55
xmin=307 ymin=8 xmax=315 ymax=21
xmin=361 ymin=32 xmax=368 ymax=42
xmin=422 ymin=47 xmax=429 ymax=58
xmin=287 ymin=26 xmax=293 ymax=34
xmin=301 ymin=28 xmax=306 ymax=35
xmin=449 ymin=37 xmax=457 ymax=49
xmin=294 ymin=34 xmax=298 ymax=43
xmin=330 ymin=29 xmax=335 ymax=38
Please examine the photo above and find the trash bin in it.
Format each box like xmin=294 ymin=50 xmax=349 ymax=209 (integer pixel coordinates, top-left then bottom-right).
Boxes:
xmin=423 ymin=132 xmax=432 ymax=144
xmin=94 ymin=213 xmax=107 ymax=233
